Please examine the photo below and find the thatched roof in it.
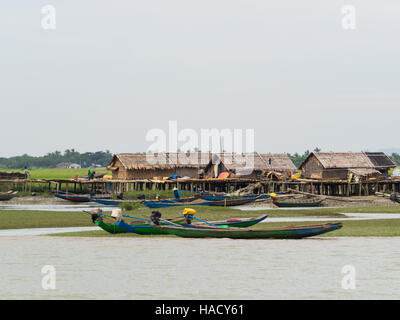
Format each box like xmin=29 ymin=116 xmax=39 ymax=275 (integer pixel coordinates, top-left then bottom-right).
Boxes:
xmin=108 ymin=152 xmax=213 ymax=170
xmin=364 ymin=152 xmax=396 ymax=169
xmin=208 ymin=153 xmax=296 ymax=172
xmin=299 ymin=152 xmax=395 ymax=170
xmin=348 ymin=168 xmax=381 ymax=177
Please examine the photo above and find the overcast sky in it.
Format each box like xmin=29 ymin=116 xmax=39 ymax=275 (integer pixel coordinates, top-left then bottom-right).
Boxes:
xmin=0 ymin=1 xmax=399 ymax=157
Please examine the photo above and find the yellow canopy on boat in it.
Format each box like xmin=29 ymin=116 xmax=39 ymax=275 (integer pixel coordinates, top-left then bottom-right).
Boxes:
xmin=182 ymin=208 xmax=196 ymax=215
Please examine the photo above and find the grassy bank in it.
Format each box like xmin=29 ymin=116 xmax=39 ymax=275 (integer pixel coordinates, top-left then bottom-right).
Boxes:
xmin=0 ymin=210 xmax=92 ymax=229
xmin=0 ymin=168 xmax=111 ymax=180
xmin=48 ymin=219 xmax=400 ymax=238
xmin=2 ymin=205 xmax=400 ymax=230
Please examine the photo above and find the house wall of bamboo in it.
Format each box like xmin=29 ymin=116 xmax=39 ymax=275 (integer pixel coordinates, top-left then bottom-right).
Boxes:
xmin=299 ymin=154 xmax=324 ymax=179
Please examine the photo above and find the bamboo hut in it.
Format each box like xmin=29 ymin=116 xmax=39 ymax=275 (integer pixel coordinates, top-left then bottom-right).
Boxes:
xmin=203 ymin=153 xmax=297 ymax=179
xmin=299 ymin=152 xmax=395 ymax=180
xmin=107 ymin=152 xmax=212 ymax=180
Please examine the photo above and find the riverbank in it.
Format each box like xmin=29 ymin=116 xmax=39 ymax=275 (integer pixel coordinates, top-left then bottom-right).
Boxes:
xmin=6 ymin=204 xmax=400 ymax=230
xmin=2 ymin=205 xmax=400 ymax=237
xmin=45 ymin=219 xmax=400 ymax=238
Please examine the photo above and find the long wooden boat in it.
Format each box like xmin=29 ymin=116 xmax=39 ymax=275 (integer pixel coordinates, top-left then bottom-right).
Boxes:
xmin=273 ymin=198 xmax=324 ymax=208
xmin=143 ymin=195 xmax=264 ymax=208
xmin=94 ymin=196 xmax=199 ymax=207
xmin=53 ymin=193 xmax=112 ymax=203
xmin=208 ymin=195 xmax=264 ymax=206
xmin=115 ymin=214 xmax=269 ymax=235
xmin=201 ymin=194 xmax=269 ymax=201
xmin=154 ymin=222 xmax=343 ymax=239
xmin=0 ymin=191 xmax=18 ymax=201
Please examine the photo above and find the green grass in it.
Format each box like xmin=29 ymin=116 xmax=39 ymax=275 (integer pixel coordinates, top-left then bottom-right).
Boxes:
xmin=0 ymin=168 xmax=111 ymax=180
xmin=47 ymin=219 xmax=400 ymax=238
xmin=0 ymin=210 xmax=93 ymax=229
xmin=2 ymin=206 xmax=400 ymax=231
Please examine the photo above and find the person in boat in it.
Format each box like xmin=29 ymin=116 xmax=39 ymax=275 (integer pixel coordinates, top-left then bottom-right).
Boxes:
xmin=155 ymin=194 xmax=161 ymax=201
xmin=182 ymin=208 xmax=196 ymax=225
xmin=117 ymin=192 xmax=124 ymax=200
xmin=150 ymin=211 xmax=162 ymax=225
xmin=173 ymin=187 xmax=181 ymax=200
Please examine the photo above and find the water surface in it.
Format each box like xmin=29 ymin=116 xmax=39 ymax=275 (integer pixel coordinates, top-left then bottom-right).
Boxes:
xmin=0 ymin=236 xmax=399 ymax=299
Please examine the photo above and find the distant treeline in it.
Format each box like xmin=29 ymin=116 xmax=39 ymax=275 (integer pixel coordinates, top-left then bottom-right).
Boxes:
xmin=0 ymin=148 xmax=399 ymax=170
xmin=390 ymin=153 xmax=400 ymax=166
xmin=0 ymin=150 xmax=113 ymax=169
xmin=287 ymin=148 xmax=320 ymax=168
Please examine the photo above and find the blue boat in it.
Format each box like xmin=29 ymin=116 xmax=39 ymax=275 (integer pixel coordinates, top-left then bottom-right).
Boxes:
xmin=90 ymin=198 xmax=127 ymax=206
xmin=53 ymin=193 xmax=112 ymax=203
xmin=143 ymin=195 xmax=264 ymax=208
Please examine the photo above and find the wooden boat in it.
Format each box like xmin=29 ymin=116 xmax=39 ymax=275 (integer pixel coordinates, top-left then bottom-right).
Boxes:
xmin=53 ymin=193 xmax=112 ymax=203
xmin=95 ymin=196 xmax=199 ymax=207
xmin=115 ymin=214 xmax=269 ymax=235
xmin=201 ymin=194 xmax=269 ymax=201
xmin=0 ymin=191 xmax=18 ymax=201
xmin=272 ymin=198 xmax=324 ymax=208
xmin=143 ymin=195 xmax=264 ymax=208
xmin=154 ymin=222 xmax=343 ymax=239
xmin=208 ymin=195 xmax=264 ymax=206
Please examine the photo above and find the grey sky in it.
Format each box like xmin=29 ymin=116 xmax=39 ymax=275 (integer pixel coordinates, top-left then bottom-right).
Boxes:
xmin=1 ymin=1 xmax=399 ymax=157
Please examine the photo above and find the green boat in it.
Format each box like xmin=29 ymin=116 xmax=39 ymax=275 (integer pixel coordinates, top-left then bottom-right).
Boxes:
xmin=154 ymin=222 xmax=342 ymax=239
xmin=117 ymin=214 xmax=268 ymax=235
xmin=272 ymin=198 xmax=324 ymax=208
xmin=91 ymin=213 xmax=185 ymax=234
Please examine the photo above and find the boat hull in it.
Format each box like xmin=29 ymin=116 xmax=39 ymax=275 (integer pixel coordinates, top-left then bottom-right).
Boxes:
xmin=0 ymin=192 xmax=18 ymax=201
xmin=95 ymin=220 xmax=129 ymax=234
xmin=143 ymin=195 xmax=263 ymax=208
xmin=54 ymin=193 xmax=112 ymax=203
xmin=156 ymin=223 xmax=342 ymax=239
xmin=273 ymin=199 xmax=324 ymax=208
xmin=115 ymin=214 xmax=269 ymax=235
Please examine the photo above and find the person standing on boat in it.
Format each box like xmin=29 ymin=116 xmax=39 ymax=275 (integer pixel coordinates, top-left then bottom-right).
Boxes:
xmin=88 ymin=168 xmax=95 ymax=180
xmin=23 ymin=166 xmax=30 ymax=178
xmin=173 ymin=187 xmax=181 ymax=200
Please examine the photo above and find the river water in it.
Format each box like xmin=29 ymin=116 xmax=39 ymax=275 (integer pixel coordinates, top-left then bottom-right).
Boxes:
xmin=0 ymin=236 xmax=399 ymax=299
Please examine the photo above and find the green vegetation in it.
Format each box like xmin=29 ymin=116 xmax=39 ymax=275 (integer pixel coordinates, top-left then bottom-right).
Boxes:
xmin=287 ymin=147 xmax=321 ymax=168
xmin=0 ymin=149 xmax=112 ymax=169
xmin=0 ymin=168 xmax=111 ymax=180
xmin=47 ymin=219 xmax=400 ymax=238
xmin=390 ymin=154 xmax=400 ymax=166
xmin=3 ymin=206 xmax=400 ymax=230
xmin=0 ymin=210 xmax=93 ymax=229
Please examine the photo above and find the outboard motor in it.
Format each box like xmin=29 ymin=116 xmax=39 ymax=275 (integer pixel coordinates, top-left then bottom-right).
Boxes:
xmin=150 ymin=211 xmax=162 ymax=225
